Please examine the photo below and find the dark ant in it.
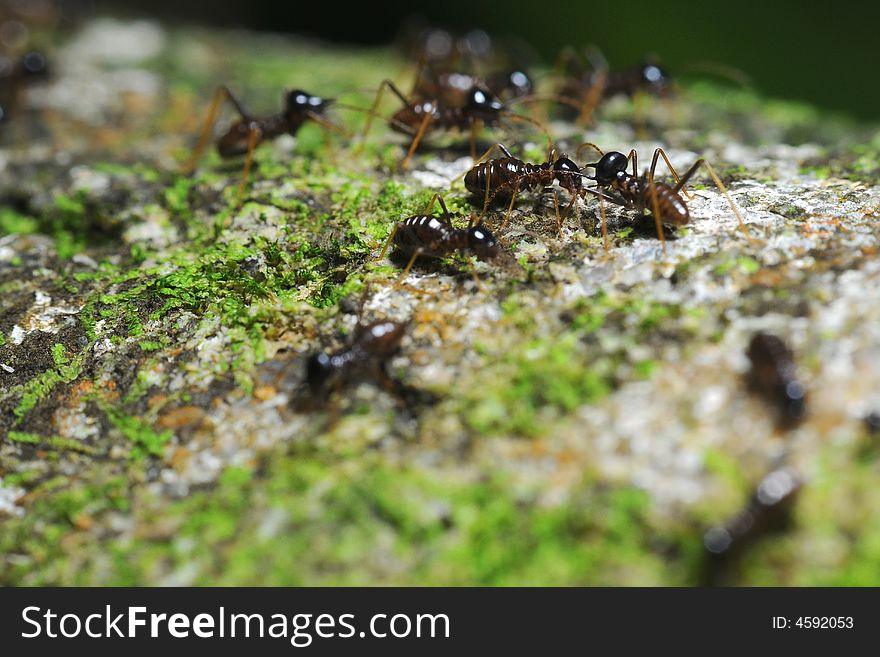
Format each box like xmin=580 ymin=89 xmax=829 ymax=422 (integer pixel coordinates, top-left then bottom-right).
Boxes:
xmin=578 ymin=143 xmax=749 ymax=255
xmin=702 ymin=466 xmax=801 ymax=585
xmin=359 ymin=78 xmax=549 ymax=169
xmin=182 ymin=85 xmax=351 ymax=203
xmin=463 ymin=142 xmax=586 ymax=235
xmin=0 ymin=49 xmax=48 ymax=126
xmin=412 ymin=65 xmax=534 ymax=108
xmin=745 ymin=332 xmax=807 ymax=430
xmin=380 ymin=193 xmax=499 ymax=288
xmin=554 ymin=48 xmax=672 ymax=125
xmin=306 ymin=318 xmax=408 ymax=398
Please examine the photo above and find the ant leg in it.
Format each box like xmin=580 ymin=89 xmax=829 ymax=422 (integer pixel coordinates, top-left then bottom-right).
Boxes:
xmin=182 ymin=85 xmax=238 ymax=175
xmin=422 ymin=192 xmax=450 ymax=221
xmin=688 ymin=159 xmax=752 ymax=241
xmin=552 ymin=191 xmax=564 ymax=237
xmin=401 ymin=111 xmax=433 ymax=169
xmin=577 ymin=69 xmax=607 ymax=126
xmin=469 ymin=120 xmax=482 ymax=160
xmin=236 ymin=125 xmax=260 ymax=208
xmin=499 ymin=182 xmax=521 ymax=230
xmin=503 ymin=111 xmax=553 ymax=155
xmin=561 ymin=188 xmax=579 ymax=223
xmin=409 ymin=56 xmax=430 ymax=97
xmin=627 ymin=149 xmax=639 ymax=179
xmin=575 ymin=141 xmax=604 ymax=162
xmin=305 ymin=110 xmax=350 ymax=138
xmin=551 ymin=46 xmax=582 ymax=81
xmin=650 ymin=147 xmax=694 ymax=200
xmin=467 ymin=258 xmax=485 ymax=292
xmin=359 ymin=79 xmax=411 ymax=146
xmin=599 ymin=193 xmax=610 ymax=256
xmin=394 ymin=248 xmax=424 ymax=288
xmin=379 ymin=222 xmax=401 ymax=260
xmin=646 ymin=171 xmax=668 ymax=257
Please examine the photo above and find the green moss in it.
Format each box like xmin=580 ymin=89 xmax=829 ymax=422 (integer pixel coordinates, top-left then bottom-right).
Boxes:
xmin=0 ymin=208 xmax=40 ymax=234
xmin=464 ymin=331 xmax=612 ymax=437
xmin=103 ymin=406 xmax=172 ymax=460
xmin=10 ymin=348 xmax=86 ymax=423
xmin=0 ymin=451 xmax=705 ymax=585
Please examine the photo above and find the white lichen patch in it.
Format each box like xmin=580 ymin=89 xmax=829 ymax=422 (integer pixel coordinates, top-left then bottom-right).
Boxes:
xmin=0 ymin=484 xmax=25 ymax=518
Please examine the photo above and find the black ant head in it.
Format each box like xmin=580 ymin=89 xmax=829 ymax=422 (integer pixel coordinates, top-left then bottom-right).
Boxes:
xmin=306 ymin=352 xmax=333 ymax=390
xmin=19 ymin=51 xmax=49 ymax=79
xmin=639 ymin=59 xmax=671 ymax=95
xmin=285 ymin=89 xmax=331 ymax=116
xmin=466 ymin=86 xmax=504 ymax=119
xmin=553 ymin=156 xmax=580 ymax=174
xmin=467 ymin=223 xmax=499 ymax=260
xmin=496 ymin=69 xmax=533 ymax=98
xmin=585 ymin=151 xmax=629 ymax=185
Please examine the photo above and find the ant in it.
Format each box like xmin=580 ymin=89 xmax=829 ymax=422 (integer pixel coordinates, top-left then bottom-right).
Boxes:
xmin=702 ymin=466 xmax=801 ymax=585
xmin=0 ymin=49 xmax=48 ymax=127
xmin=181 ymin=85 xmax=351 ymax=203
xmin=412 ymin=65 xmax=534 ymax=108
xmin=745 ymin=332 xmax=807 ymax=430
xmin=554 ymin=47 xmax=672 ymax=125
xmin=463 ymin=142 xmax=586 ymax=235
xmin=359 ymin=78 xmax=549 ymax=169
xmin=306 ymin=318 xmax=408 ymax=398
xmin=577 ymin=143 xmax=749 ymax=255
xmin=379 ymin=193 xmax=499 ymax=288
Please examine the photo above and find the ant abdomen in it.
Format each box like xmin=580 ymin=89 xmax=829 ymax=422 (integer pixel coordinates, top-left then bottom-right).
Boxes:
xmin=464 ymin=157 xmax=548 ymax=200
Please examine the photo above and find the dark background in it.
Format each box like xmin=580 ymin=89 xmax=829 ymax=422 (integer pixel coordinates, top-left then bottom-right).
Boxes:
xmin=96 ymin=0 xmax=879 ymax=121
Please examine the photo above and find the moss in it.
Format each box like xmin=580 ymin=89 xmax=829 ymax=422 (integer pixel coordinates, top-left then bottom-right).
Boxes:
xmin=103 ymin=406 xmax=173 ymax=460
xmin=10 ymin=347 xmax=86 ymax=423
xmin=0 ymin=452 xmax=705 ymax=586
xmin=1 ymin=23 xmax=877 ymax=588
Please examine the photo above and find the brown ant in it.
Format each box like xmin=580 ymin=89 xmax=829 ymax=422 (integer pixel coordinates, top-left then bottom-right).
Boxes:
xmin=463 ymin=142 xmax=591 ymax=236
xmin=306 ymin=318 xmax=408 ymax=397
xmin=403 ymin=24 xmax=535 ymax=98
xmin=182 ymin=85 xmax=351 ymax=203
xmin=702 ymin=466 xmax=801 ymax=585
xmin=359 ymin=78 xmax=549 ymax=169
xmin=0 ymin=49 xmax=48 ymax=127
xmin=379 ymin=193 xmax=499 ymax=288
xmin=745 ymin=332 xmax=807 ymax=430
xmin=412 ymin=65 xmax=534 ymax=108
xmin=555 ymin=48 xmax=672 ymax=124
xmin=577 ymin=143 xmax=749 ymax=255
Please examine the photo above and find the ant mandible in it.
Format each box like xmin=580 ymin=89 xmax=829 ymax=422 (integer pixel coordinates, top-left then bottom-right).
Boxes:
xmin=380 ymin=192 xmax=499 ymax=288
xmin=577 ymin=143 xmax=749 ymax=255
xmin=181 ymin=85 xmax=350 ymax=203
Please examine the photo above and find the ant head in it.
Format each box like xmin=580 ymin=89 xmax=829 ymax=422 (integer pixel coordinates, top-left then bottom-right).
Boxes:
xmin=20 ymin=51 xmax=49 ymax=78
xmin=466 ymin=86 xmax=504 ymax=116
xmin=467 ymin=223 xmax=499 ymax=260
xmin=357 ymin=320 xmax=407 ymax=358
xmin=501 ymin=69 xmax=533 ymax=97
xmin=285 ymin=89 xmax=331 ymax=115
xmin=586 ymin=151 xmax=629 ymax=185
xmin=640 ymin=59 xmax=671 ymax=94
xmin=553 ymin=156 xmax=579 ymax=174
xmin=306 ymin=352 xmax=333 ymax=390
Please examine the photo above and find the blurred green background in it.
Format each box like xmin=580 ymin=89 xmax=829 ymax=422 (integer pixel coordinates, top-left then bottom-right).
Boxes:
xmin=102 ymin=0 xmax=879 ymax=121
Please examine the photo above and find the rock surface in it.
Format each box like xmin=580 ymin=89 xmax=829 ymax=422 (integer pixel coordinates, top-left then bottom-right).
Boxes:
xmin=1 ymin=18 xmax=879 ymax=585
